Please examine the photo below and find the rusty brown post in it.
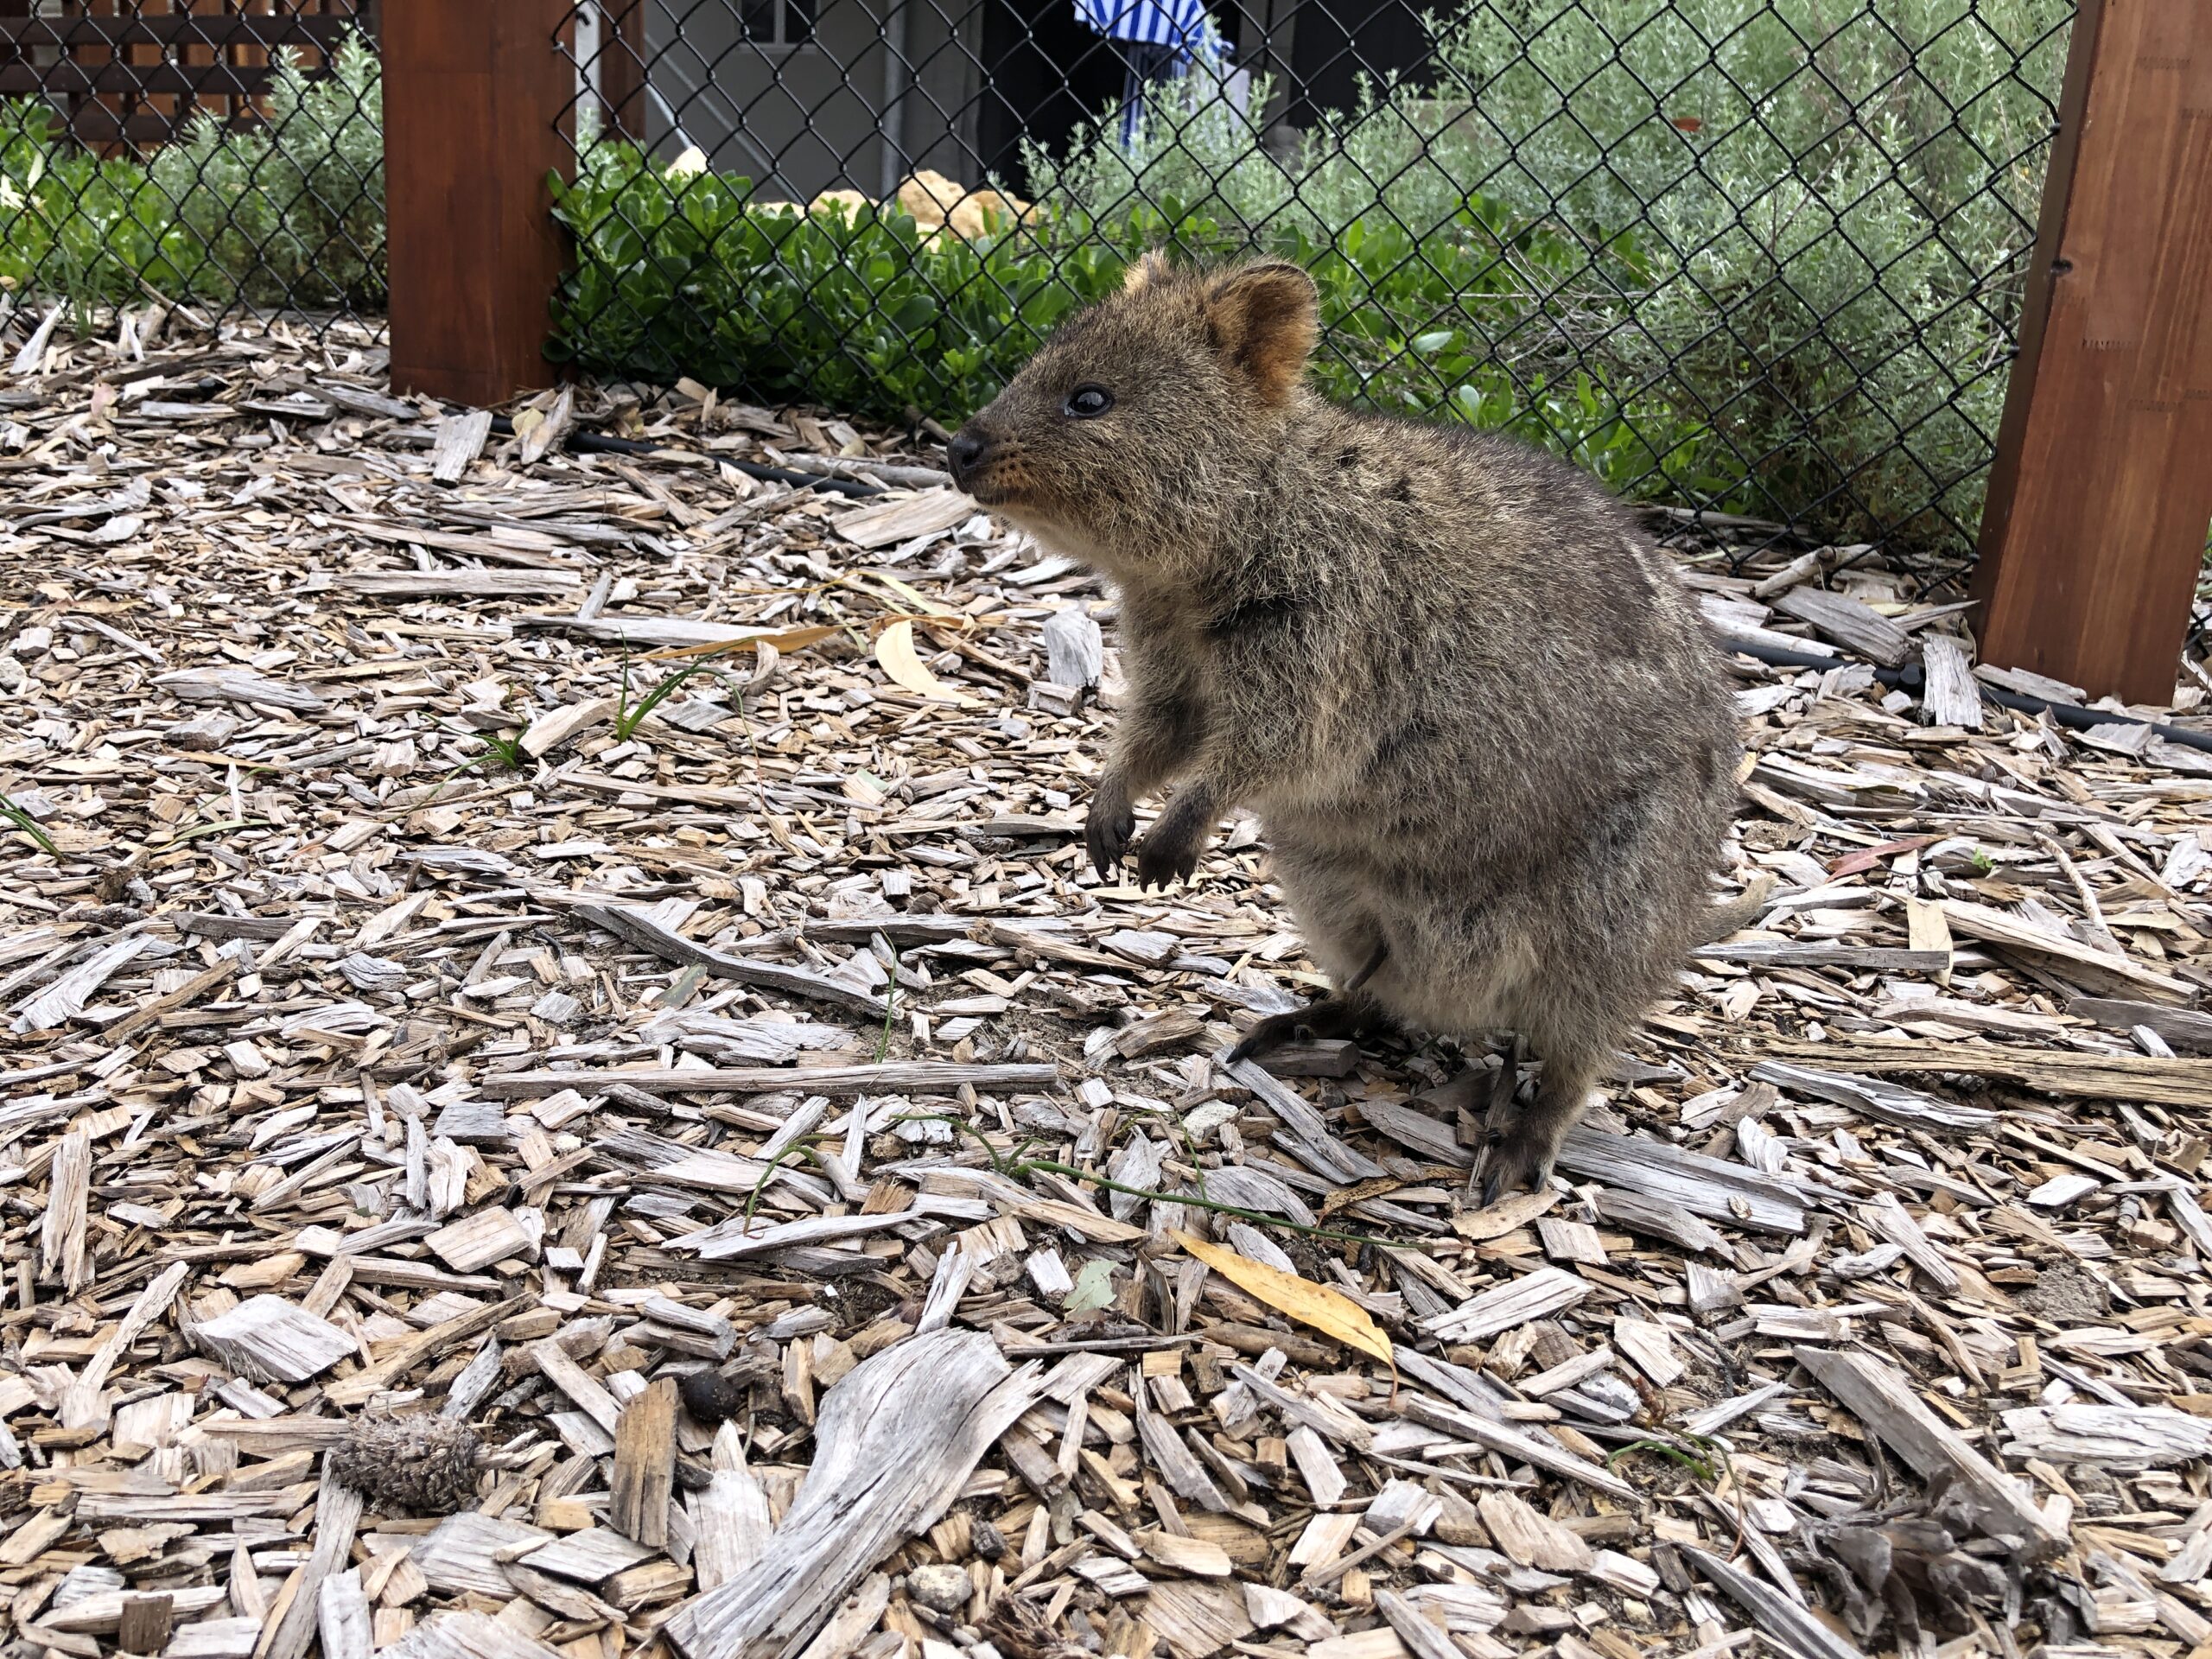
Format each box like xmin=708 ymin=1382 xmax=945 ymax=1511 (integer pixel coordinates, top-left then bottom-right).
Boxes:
xmin=384 ymin=0 xmax=575 ymax=408
xmin=1973 ymin=0 xmax=2212 ymax=706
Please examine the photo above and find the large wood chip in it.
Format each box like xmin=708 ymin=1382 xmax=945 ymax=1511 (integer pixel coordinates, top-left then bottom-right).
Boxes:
xmin=1796 ymin=1346 xmax=2064 ymax=1558
xmin=664 ymin=1331 xmax=1042 ymax=1659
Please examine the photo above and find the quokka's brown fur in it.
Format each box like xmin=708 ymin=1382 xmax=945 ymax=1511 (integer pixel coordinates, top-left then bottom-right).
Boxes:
xmin=949 ymin=255 xmax=1744 ymax=1196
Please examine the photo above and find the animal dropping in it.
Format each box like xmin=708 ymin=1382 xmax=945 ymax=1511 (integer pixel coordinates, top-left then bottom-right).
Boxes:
xmin=949 ymin=253 xmax=1745 ymax=1194
xmin=325 ymin=1416 xmax=484 ymax=1515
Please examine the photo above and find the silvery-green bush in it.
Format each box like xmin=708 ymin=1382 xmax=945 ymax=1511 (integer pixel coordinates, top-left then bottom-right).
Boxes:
xmin=0 ymin=32 xmax=381 ymax=315
xmin=149 ymin=30 xmax=383 ymax=309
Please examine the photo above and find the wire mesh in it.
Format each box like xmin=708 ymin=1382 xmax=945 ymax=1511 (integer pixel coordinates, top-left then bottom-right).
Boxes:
xmin=553 ymin=0 xmax=2075 ymax=579
xmin=0 ymin=1 xmax=384 ymax=330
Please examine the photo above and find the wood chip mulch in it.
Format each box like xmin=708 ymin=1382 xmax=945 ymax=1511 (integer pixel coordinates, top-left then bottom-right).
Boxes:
xmin=6 ymin=307 xmax=2212 ymax=1659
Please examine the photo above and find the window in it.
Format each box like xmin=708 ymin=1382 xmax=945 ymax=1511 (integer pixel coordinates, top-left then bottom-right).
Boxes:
xmin=740 ymin=0 xmax=815 ymax=47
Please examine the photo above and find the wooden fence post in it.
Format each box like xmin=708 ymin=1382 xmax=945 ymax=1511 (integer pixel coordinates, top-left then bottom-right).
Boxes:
xmin=384 ymin=0 xmax=575 ymax=408
xmin=1972 ymin=0 xmax=2212 ymax=707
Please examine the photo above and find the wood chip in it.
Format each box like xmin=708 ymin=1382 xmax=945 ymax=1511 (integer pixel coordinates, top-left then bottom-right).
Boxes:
xmin=609 ymin=1377 xmax=678 ymax=1547
xmin=664 ymin=1332 xmax=1041 ymax=1659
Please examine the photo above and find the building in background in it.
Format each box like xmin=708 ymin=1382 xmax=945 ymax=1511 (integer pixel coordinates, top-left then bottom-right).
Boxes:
xmin=582 ymin=0 xmax=1451 ymax=201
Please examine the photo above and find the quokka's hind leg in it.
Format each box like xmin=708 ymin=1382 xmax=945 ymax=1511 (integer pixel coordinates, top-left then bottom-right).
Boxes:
xmin=1224 ymin=988 xmax=1395 ymax=1065
xmin=1479 ymin=1041 xmax=1603 ymax=1205
xmin=1478 ymin=855 xmax=1680 ymax=1201
xmin=1224 ymin=939 xmax=1392 ymax=1065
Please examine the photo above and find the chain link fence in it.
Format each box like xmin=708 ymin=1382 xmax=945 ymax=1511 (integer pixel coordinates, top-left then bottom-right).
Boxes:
xmin=0 ymin=1 xmax=383 ymax=327
xmin=0 ymin=3 xmax=2078 ymax=575
xmin=554 ymin=0 xmax=2075 ymax=577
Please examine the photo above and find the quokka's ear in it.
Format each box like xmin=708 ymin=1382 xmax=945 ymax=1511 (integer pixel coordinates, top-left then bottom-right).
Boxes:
xmin=1201 ymin=260 xmax=1319 ymax=405
xmin=1121 ymin=249 xmax=1171 ymax=294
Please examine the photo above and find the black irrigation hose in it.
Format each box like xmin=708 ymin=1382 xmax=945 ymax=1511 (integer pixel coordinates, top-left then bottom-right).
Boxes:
xmin=485 ymin=415 xmax=882 ymax=498
xmin=1719 ymin=632 xmax=2212 ymax=756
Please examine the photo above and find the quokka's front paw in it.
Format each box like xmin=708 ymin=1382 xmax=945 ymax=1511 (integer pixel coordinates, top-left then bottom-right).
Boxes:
xmin=1085 ymin=776 xmax=1135 ymax=880
xmin=1135 ymin=795 xmax=1211 ymax=889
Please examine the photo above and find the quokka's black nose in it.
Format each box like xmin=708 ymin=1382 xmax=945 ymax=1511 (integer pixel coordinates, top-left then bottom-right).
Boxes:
xmin=947 ymin=428 xmax=987 ymax=484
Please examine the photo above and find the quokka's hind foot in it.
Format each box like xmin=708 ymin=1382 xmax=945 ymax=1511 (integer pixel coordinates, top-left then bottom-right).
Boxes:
xmin=1477 ymin=1055 xmax=1599 ymax=1205
xmin=1478 ymin=1118 xmax=1564 ymax=1205
xmin=1224 ymin=992 xmax=1389 ymax=1065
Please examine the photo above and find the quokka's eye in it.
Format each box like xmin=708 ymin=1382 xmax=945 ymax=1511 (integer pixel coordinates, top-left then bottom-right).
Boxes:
xmin=1065 ymin=385 xmax=1114 ymax=418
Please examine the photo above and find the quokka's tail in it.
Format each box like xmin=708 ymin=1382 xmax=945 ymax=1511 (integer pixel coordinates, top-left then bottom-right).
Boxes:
xmin=1701 ymin=873 xmax=1777 ymax=944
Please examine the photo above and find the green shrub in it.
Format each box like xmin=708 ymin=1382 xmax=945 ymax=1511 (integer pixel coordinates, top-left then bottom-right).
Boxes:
xmin=150 ymin=29 xmax=385 ymax=309
xmin=0 ymin=31 xmax=382 ymax=315
xmin=0 ymin=103 xmax=157 ymax=308
xmin=550 ymin=152 xmax=1728 ymax=501
xmin=550 ymin=149 xmax=1126 ymax=422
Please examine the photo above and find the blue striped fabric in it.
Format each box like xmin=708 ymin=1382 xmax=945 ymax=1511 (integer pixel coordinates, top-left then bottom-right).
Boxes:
xmin=1072 ymin=0 xmax=1217 ymax=59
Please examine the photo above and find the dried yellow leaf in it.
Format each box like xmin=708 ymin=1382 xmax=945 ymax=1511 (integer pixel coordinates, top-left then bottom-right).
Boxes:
xmin=1173 ymin=1230 xmax=1393 ymax=1368
xmin=874 ymin=619 xmax=978 ymax=705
